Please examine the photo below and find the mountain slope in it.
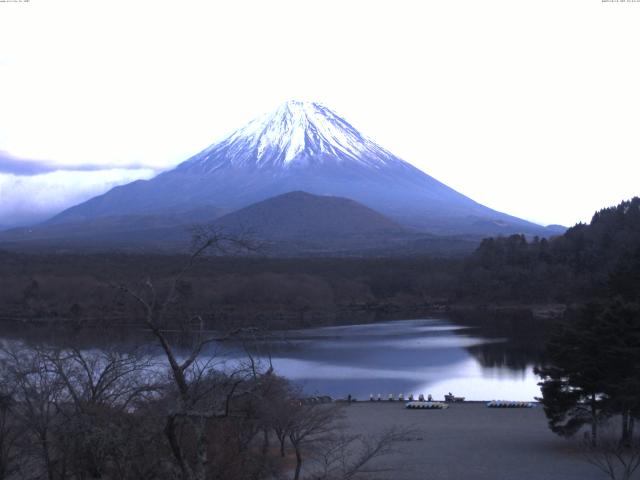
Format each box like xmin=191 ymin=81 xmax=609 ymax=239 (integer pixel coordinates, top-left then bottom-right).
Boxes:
xmin=49 ymin=100 xmax=552 ymax=237
xmin=214 ymin=191 xmax=405 ymax=237
xmin=0 ymin=206 xmax=226 ymax=251
xmin=0 ymin=191 xmax=481 ymax=255
xmin=208 ymin=191 xmax=481 ymax=256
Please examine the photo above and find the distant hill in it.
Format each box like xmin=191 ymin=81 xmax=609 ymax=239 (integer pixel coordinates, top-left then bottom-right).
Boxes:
xmin=211 ymin=191 xmax=415 ymax=254
xmin=0 ymin=191 xmax=482 ymax=256
xmin=215 ymin=191 xmax=403 ymax=237
xmin=544 ymin=224 xmax=567 ymax=235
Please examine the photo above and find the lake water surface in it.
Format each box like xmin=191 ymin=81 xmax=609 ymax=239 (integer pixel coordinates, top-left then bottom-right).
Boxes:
xmin=1 ymin=317 xmax=544 ymax=402
xmin=223 ymin=318 xmax=543 ymax=401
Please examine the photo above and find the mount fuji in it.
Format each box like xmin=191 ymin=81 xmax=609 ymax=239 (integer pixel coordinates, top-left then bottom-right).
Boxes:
xmin=3 ymin=101 xmax=562 ymax=252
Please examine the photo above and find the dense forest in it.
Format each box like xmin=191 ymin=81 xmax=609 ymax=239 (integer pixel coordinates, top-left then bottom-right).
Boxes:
xmin=530 ymin=199 xmax=640 ymax=464
xmin=461 ymin=197 xmax=640 ymax=303
xmin=0 ymin=198 xmax=638 ymax=330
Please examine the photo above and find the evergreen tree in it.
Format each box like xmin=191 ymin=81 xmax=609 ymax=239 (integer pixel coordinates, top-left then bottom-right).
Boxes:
xmin=535 ymin=303 xmax=609 ymax=446
xmin=596 ymin=301 xmax=640 ymax=445
xmin=536 ymin=301 xmax=640 ymax=445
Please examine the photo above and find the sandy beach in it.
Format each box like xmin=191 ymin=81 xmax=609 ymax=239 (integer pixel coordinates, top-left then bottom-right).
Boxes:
xmin=341 ymin=402 xmax=605 ymax=480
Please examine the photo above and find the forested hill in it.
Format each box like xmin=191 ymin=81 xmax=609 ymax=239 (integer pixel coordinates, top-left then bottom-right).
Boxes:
xmin=0 ymin=198 xmax=637 ymax=328
xmin=458 ymin=197 xmax=640 ymax=303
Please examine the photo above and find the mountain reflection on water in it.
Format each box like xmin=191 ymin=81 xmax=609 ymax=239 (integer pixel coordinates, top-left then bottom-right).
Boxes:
xmin=0 ymin=317 xmax=547 ymax=402
xmin=229 ymin=318 xmax=546 ymax=401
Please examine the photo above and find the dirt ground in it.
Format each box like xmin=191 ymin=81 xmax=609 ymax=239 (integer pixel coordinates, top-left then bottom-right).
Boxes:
xmin=340 ymin=402 xmax=607 ymax=480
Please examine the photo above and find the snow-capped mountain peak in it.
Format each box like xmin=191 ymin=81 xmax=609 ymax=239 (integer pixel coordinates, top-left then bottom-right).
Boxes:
xmin=44 ymin=100 xmax=552 ymax=239
xmin=180 ymin=100 xmax=403 ymax=172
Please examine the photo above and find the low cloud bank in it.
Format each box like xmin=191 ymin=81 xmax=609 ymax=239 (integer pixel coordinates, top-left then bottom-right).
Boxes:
xmin=0 ymin=168 xmax=156 ymax=227
xmin=0 ymin=151 xmax=154 ymax=176
xmin=0 ymin=151 xmax=59 ymax=176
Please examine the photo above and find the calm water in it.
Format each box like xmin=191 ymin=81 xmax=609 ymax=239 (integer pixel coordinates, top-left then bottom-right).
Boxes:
xmin=0 ymin=317 xmax=545 ymax=402
xmin=221 ymin=318 xmax=543 ymax=401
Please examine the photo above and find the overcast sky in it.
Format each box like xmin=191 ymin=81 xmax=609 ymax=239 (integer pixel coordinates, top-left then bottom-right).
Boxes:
xmin=0 ymin=0 xmax=639 ymax=227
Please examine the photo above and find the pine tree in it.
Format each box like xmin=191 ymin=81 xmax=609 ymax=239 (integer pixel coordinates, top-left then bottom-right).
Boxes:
xmin=536 ymin=301 xmax=640 ymax=445
xmin=535 ymin=303 xmax=609 ymax=445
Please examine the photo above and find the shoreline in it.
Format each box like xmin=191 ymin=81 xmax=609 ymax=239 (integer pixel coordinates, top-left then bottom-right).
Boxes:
xmin=0 ymin=300 xmax=566 ymax=329
xmin=336 ymin=399 xmax=541 ymax=404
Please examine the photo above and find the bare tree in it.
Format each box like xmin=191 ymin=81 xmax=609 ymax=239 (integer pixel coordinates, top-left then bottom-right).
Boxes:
xmin=44 ymin=347 xmax=159 ymax=412
xmin=109 ymin=409 xmax=170 ymax=480
xmin=581 ymin=429 xmax=640 ymax=480
xmin=46 ymin=347 xmax=160 ymax=480
xmin=3 ymin=346 xmax=67 ymax=480
xmin=309 ymin=427 xmax=411 ymax=480
xmin=246 ymin=372 xmax=294 ymax=459
xmin=287 ymin=403 xmax=342 ymax=480
xmin=118 ymin=228 xmax=260 ymax=480
xmin=0 ymin=343 xmax=162 ymax=480
xmin=0 ymin=390 xmax=22 ymax=480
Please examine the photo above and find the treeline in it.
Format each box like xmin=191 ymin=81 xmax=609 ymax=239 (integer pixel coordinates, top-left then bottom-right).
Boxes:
xmin=1 ymin=197 xmax=639 ymax=329
xmin=457 ymin=197 xmax=640 ymax=303
xmin=0 ymin=253 xmax=460 ymax=329
xmin=530 ymin=199 xmax=640 ymax=461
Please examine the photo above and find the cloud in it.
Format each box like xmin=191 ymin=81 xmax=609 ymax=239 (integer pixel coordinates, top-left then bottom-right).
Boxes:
xmin=0 ymin=151 xmax=59 ymax=175
xmin=0 ymin=150 xmax=154 ymax=176
xmin=0 ymin=1 xmax=639 ymax=226
xmin=0 ymin=168 xmax=156 ymax=227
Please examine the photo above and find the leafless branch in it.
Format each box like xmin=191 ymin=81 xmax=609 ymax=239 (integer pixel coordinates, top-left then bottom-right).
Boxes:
xmin=581 ymin=430 xmax=640 ymax=480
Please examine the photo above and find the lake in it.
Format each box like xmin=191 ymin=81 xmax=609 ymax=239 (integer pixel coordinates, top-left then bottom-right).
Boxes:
xmin=220 ymin=318 xmax=544 ymax=402
xmin=0 ymin=316 xmax=546 ymax=402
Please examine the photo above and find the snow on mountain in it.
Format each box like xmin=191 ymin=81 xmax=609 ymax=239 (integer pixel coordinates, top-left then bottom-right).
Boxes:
xmin=45 ymin=100 xmax=552 ymax=238
xmin=179 ymin=100 xmax=403 ymax=172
